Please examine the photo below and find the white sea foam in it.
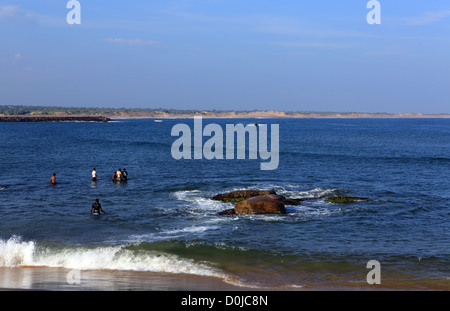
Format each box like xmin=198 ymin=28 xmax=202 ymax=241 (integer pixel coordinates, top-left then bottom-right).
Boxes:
xmin=173 ymin=190 xmax=227 ymax=211
xmin=217 ymin=185 xmax=339 ymax=200
xmin=277 ymin=187 xmax=339 ymax=199
xmin=0 ymin=236 xmax=35 ymax=267
xmin=173 ymin=190 xmax=201 ymax=201
xmin=162 ymin=225 xmax=220 ymax=236
xmin=124 ymin=222 xmax=226 ymax=244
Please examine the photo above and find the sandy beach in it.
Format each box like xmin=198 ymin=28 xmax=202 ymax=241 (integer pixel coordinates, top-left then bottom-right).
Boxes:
xmin=0 ymin=267 xmax=248 ymax=291
xmin=1 ymin=267 xmax=449 ymax=291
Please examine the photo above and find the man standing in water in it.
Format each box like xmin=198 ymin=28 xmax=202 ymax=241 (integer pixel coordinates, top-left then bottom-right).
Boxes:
xmin=90 ymin=199 xmax=106 ymax=215
xmin=122 ymin=168 xmax=128 ymax=181
xmin=116 ymin=169 xmax=123 ymax=181
xmin=50 ymin=173 xmax=56 ymax=185
xmin=92 ymin=168 xmax=97 ymax=182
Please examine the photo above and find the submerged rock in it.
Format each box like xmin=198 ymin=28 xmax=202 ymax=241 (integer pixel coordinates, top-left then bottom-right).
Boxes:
xmin=324 ymin=196 xmax=367 ymax=203
xmin=217 ymin=208 xmax=236 ymax=216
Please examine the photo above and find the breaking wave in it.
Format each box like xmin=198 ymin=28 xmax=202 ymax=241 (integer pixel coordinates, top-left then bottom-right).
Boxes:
xmin=0 ymin=236 xmax=231 ymax=281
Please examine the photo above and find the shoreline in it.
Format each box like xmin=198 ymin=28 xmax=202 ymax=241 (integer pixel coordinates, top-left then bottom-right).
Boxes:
xmin=0 ymin=267 xmax=252 ymax=291
xmin=1 ymin=267 xmax=449 ymax=291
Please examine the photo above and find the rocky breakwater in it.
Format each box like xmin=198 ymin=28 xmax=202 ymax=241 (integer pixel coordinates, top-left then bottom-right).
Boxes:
xmin=213 ymin=190 xmax=302 ymax=215
xmin=0 ymin=116 xmax=112 ymax=122
xmin=213 ymin=190 xmax=368 ymax=215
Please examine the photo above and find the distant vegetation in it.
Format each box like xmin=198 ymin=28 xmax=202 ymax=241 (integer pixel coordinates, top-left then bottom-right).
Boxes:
xmin=0 ymin=105 xmax=250 ymax=116
xmin=0 ymin=105 xmax=349 ymax=117
xmin=0 ymin=105 xmax=288 ymax=118
xmin=0 ymin=105 xmax=163 ymax=116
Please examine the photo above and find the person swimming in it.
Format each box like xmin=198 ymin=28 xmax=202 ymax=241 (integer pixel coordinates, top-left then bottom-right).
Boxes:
xmin=50 ymin=173 xmax=56 ymax=185
xmin=90 ymin=199 xmax=106 ymax=215
xmin=92 ymin=168 xmax=97 ymax=182
xmin=122 ymin=168 xmax=128 ymax=181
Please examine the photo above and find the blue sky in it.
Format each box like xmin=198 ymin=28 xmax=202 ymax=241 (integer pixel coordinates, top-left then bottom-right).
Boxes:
xmin=1 ymin=0 xmax=450 ymax=113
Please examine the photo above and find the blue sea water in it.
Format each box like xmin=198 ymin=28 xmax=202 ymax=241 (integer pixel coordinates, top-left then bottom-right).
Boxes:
xmin=0 ymin=118 xmax=449 ymax=289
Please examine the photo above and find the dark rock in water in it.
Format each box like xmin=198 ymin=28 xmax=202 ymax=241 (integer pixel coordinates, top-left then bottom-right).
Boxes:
xmin=264 ymin=194 xmax=284 ymax=201
xmin=282 ymin=198 xmax=303 ymax=205
xmin=235 ymin=196 xmax=286 ymax=214
xmin=211 ymin=190 xmax=276 ymax=203
xmin=215 ymin=190 xmax=368 ymax=215
xmin=325 ymin=196 xmax=367 ymax=203
xmin=264 ymin=193 xmax=303 ymax=205
xmin=212 ymin=189 xmax=302 ymax=205
xmin=214 ymin=189 xmax=303 ymax=215
xmin=217 ymin=208 xmax=236 ymax=216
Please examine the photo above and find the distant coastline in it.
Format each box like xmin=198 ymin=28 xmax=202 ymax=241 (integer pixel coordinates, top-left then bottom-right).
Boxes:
xmin=1 ymin=105 xmax=449 ymax=120
xmin=0 ymin=115 xmax=111 ymax=122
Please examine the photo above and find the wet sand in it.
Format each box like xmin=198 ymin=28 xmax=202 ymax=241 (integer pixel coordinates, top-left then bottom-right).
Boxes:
xmin=0 ymin=267 xmax=250 ymax=291
xmin=1 ymin=267 xmax=449 ymax=291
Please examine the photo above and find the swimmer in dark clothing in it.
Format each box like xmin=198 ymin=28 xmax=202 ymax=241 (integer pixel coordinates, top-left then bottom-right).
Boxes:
xmin=122 ymin=168 xmax=128 ymax=181
xmin=90 ymin=199 xmax=106 ymax=215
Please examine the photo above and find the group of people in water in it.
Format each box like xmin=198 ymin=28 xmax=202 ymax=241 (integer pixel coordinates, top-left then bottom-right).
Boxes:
xmin=91 ymin=167 xmax=129 ymax=182
xmin=51 ymin=168 xmax=130 ymax=184
xmin=111 ymin=168 xmax=128 ymax=182
xmin=50 ymin=168 xmax=129 ymax=215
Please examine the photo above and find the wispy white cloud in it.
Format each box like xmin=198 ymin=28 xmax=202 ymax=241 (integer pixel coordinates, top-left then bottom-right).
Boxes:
xmin=101 ymin=38 xmax=160 ymax=46
xmin=0 ymin=5 xmax=36 ymax=23
xmin=249 ymin=16 xmax=366 ymax=38
xmin=405 ymin=9 xmax=450 ymax=26
xmin=13 ymin=53 xmax=22 ymax=64
xmin=166 ymin=10 xmax=366 ymax=38
xmin=363 ymin=46 xmax=407 ymax=56
xmin=0 ymin=5 xmax=19 ymax=19
xmin=0 ymin=5 xmax=64 ymax=27
xmin=265 ymin=41 xmax=354 ymax=49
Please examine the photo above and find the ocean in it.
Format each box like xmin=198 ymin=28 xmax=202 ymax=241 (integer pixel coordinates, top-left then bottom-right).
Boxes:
xmin=0 ymin=118 xmax=449 ymax=290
